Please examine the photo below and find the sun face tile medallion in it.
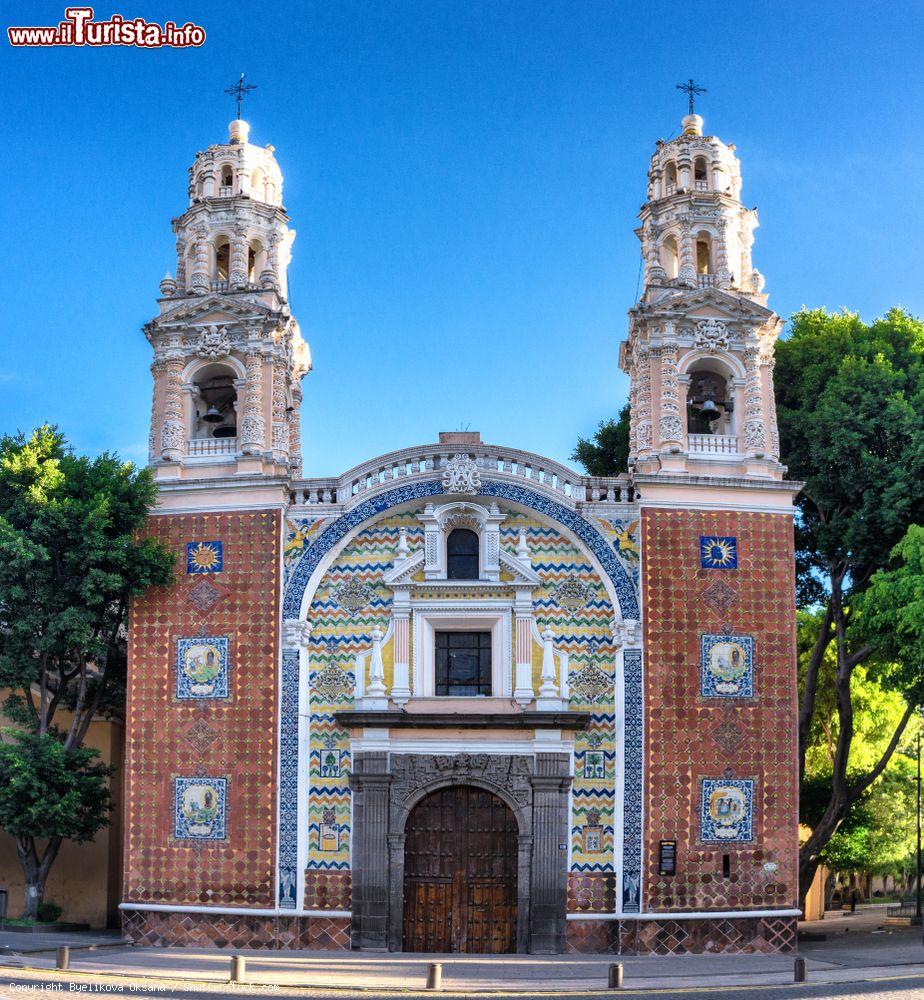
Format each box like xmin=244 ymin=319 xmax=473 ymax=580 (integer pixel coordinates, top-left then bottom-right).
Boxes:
xmin=173 ymin=776 xmax=228 ymax=840
xmin=176 ymin=636 xmax=230 ymax=699
xmin=700 ymin=778 xmax=754 ymax=842
xmin=699 ymin=535 xmax=738 ymax=570
xmin=186 ymin=540 xmax=223 ymax=574
xmin=701 ymin=633 xmax=754 ymax=698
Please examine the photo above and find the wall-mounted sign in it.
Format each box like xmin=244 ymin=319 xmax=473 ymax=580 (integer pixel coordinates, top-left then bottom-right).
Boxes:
xmin=659 ymin=840 xmax=677 ymax=876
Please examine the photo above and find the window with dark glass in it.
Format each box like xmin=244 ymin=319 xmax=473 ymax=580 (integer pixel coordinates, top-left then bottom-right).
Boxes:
xmin=435 ymin=631 xmax=492 ymax=696
xmin=446 ymin=527 xmax=479 ymax=579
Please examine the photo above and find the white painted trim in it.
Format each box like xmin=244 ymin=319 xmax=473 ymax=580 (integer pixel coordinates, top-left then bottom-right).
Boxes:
xmin=566 ymin=908 xmax=801 ymax=921
xmin=348 ymin=737 xmax=575 ymax=756
xmin=119 ymin=902 xmax=351 ymax=918
xmin=638 ymin=499 xmax=796 ymax=514
xmin=151 ymin=501 xmax=288 ymax=514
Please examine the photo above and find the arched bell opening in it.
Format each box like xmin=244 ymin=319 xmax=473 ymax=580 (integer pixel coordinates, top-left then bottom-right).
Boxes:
xmin=686 ymin=361 xmax=735 ymax=437
xmin=190 ymin=362 xmax=238 ymax=440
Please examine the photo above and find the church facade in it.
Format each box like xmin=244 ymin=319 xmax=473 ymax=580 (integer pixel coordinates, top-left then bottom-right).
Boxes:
xmin=122 ymin=110 xmax=801 ymax=954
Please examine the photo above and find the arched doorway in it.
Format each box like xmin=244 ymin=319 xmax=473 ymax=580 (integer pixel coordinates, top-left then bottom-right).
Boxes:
xmin=403 ymin=785 xmax=518 ymax=953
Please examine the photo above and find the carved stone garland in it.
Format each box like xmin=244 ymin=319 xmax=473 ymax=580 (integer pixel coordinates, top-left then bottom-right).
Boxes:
xmin=657 ymin=339 xmax=684 ymax=448
xmin=240 ymin=343 xmax=266 ymax=454
xmin=742 ymin=344 xmax=766 ymax=455
xmin=633 ymin=345 xmax=653 ymax=454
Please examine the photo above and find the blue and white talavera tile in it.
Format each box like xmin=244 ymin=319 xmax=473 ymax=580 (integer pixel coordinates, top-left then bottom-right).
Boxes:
xmin=176 ymin=636 xmax=229 ymax=699
xmin=186 ymin=540 xmax=223 ymax=574
xmin=701 ymin=633 xmax=754 ymax=698
xmin=699 ymin=536 xmax=738 ymax=570
xmin=174 ymin=776 xmax=228 ymax=840
xmin=700 ymin=778 xmax=754 ymax=842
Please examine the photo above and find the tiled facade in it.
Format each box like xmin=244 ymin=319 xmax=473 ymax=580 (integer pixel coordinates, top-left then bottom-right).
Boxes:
xmin=565 ymin=915 xmax=796 ymax=955
xmin=123 ymin=510 xmax=281 ymax=918
xmin=641 ymin=509 xmax=798 ymax=915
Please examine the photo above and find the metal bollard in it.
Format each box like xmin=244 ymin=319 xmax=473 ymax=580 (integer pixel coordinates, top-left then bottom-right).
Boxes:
xmin=426 ymin=962 xmax=442 ymax=990
xmin=55 ymin=946 xmax=69 ymax=971
xmin=230 ymin=954 xmax=246 ymax=984
xmin=794 ymin=957 xmax=807 ymax=983
xmin=608 ymin=962 xmax=624 ymax=989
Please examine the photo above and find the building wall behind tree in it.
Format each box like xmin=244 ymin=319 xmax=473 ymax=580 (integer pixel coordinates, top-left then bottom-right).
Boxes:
xmin=0 ymin=717 xmax=122 ymax=928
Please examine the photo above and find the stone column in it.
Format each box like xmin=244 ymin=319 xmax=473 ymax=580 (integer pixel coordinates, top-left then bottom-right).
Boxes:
xmin=392 ymin=609 xmax=411 ymax=706
xmin=159 ymin=351 xmax=186 ymax=461
xmin=742 ymin=345 xmax=767 ymax=457
xmin=657 ymin=338 xmax=684 ymax=452
xmin=529 ymin=753 xmax=571 ymax=954
xmin=350 ymin=753 xmax=393 ymax=950
xmin=763 ymin=351 xmax=780 ymax=459
xmin=633 ymin=345 xmax=653 ymax=459
xmin=513 ymin=599 xmax=535 ymax=707
xmin=239 ymin=343 xmax=266 ymax=455
xmin=175 ymin=241 xmax=187 ymax=290
xmin=271 ymin=362 xmax=289 ymax=460
xmin=288 ymin=382 xmax=303 ymax=475
xmin=230 ymin=227 xmax=249 ymax=289
xmin=263 ymin=234 xmax=282 ymax=291
xmin=715 ymin=219 xmax=733 ymax=289
xmin=190 ymin=233 xmax=210 ymax=293
xmin=148 ymin=360 xmax=164 ymax=463
xmin=678 ymin=221 xmax=696 ymax=286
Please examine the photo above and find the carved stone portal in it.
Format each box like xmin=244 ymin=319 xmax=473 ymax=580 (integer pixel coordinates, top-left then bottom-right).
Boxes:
xmin=349 ymin=750 xmax=572 ymax=954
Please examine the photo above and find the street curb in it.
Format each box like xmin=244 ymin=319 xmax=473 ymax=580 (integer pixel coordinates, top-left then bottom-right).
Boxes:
xmin=2 ymin=961 xmax=924 ymax=996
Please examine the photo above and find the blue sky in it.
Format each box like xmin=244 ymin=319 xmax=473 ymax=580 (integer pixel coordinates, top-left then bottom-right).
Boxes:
xmin=3 ymin=1 xmax=923 ymax=475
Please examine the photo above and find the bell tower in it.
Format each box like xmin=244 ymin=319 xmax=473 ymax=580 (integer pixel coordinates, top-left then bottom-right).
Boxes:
xmin=619 ymin=109 xmax=783 ymax=480
xmin=144 ymin=116 xmax=310 ymax=483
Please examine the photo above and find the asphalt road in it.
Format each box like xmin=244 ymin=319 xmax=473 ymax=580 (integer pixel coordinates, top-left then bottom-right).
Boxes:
xmin=2 ymin=971 xmax=924 ymax=1000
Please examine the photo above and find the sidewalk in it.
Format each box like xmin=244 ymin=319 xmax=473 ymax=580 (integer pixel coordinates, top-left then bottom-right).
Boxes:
xmin=0 ymin=907 xmax=919 ymax=994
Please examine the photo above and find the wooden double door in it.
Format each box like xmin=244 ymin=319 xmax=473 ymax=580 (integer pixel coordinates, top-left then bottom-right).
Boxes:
xmin=403 ymin=785 xmax=518 ymax=953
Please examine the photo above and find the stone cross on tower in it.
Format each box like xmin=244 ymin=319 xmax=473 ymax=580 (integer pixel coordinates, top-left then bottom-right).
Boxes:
xmin=676 ymin=78 xmax=706 ymax=117
xmin=225 ymin=72 xmax=257 ymax=121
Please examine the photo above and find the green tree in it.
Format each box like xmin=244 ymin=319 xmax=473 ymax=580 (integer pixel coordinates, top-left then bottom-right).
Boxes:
xmin=571 ymin=404 xmax=631 ymax=477
xmin=779 ymin=308 xmax=924 ymax=901
xmin=0 ymin=426 xmax=172 ymax=918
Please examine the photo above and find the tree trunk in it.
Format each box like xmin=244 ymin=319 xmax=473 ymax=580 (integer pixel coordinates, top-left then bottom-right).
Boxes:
xmin=15 ymin=836 xmax=62 ymax=921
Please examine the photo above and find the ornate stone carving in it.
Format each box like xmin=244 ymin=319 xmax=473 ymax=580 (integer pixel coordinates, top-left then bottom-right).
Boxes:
xmin=282 ymin=619 xmax=312 ymax=647
xmin=694 ymin=318 xmax=729 ymax=352
xmin=195 ymin=324 xmax=231 ymax=358
xmin=442 ymin=454 xmax=481 ymax=494
xmin=389 ymin=752 xmax=534 ymax=811
xmin=552 ymin=577 xmax=591 ymax=610
xmin=334 ymin=579 xmax=375 ymax=612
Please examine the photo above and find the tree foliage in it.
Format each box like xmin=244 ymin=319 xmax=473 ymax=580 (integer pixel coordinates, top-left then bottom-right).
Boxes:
xmin=0 ymin=426 xmax=172 ymax=917
xmin=777 ymin=308 xmax=924 ymax=900
xmin=571 ymin=403 xmax=631 ymax=477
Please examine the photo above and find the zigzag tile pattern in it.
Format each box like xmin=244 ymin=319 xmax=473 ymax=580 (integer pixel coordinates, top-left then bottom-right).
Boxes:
xmin=305 ymin=516 xmax=424 ymax=875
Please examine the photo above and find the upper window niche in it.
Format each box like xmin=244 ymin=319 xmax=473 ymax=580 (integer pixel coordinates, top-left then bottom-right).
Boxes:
xmin=694 ymin=156 xmax=709 ymax=189
xmin=191 ymin=363 xmax=238 ymax=440
xmin=665 ymin=161 xmax=678 ymax=194
xmin=446 ymin=527 xmax=480 ymax=580
xmin=661 ymin=233 xmax=679 ymax=279
xmin=214 ymin=239 xmax=230 ymax=283
xmin=219 ymin=164 xmax=234 ymax=196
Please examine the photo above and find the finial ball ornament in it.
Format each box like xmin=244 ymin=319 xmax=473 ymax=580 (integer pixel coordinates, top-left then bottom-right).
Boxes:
xmin=682 ymin=114 xmax=704 ymax=137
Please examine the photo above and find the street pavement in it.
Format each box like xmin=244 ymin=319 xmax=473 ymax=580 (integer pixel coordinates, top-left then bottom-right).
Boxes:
xmin=0 ymin=905 xmax=919 ymax=998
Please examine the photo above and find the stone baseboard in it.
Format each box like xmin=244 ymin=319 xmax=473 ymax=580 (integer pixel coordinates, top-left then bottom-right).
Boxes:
xmin=566 ymin=916 xmax=797 ymax=955
xmin=122 ymin=909 xmax=350 ymax=950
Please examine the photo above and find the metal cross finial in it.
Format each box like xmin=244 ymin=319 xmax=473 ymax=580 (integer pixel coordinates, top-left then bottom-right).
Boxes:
xmin=676 ymin=78 xmax=706 ymax=116
xmin=225 ymin=72 xmax=257 ymax=120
